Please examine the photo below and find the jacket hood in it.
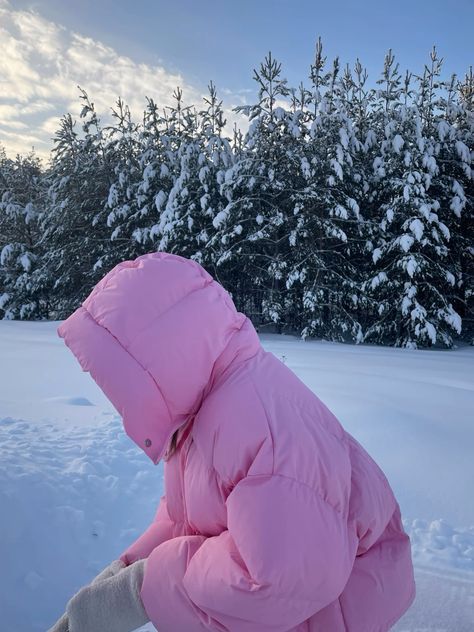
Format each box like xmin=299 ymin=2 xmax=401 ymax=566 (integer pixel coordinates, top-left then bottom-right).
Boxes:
xmin=57 ymin=252 xmax=262 ymax=464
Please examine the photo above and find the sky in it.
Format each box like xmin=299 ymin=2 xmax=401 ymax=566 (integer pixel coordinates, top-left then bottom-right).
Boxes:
xmin=1 ymin=0 xmax=473 ymax=163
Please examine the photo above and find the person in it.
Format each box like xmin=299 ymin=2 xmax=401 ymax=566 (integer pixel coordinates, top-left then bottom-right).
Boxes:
xmin=48 ymin=251 xmax=416 ymax=632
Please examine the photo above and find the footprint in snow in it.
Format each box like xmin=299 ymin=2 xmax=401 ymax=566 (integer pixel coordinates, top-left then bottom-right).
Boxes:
xmin=43 ymin=396 xmax=95 ymax=406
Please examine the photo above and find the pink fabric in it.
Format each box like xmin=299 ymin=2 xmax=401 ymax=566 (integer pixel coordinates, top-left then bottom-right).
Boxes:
xmin=57 ymin=251 xmax=416 ymax=631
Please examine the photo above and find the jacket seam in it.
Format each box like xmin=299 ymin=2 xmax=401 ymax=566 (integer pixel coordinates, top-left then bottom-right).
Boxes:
xmin=81 ymin=305 xmax=174 ymax=425
xmin=126 ymin=277 xmax=215 ymax=349
xmin=272 ymin=473 xmax=345 ymax=516
xmin=243 ymin=383 xmax=346 ymax=516
xmin=232 ymin=471 xmax=345 ymax=517
xmin=247 ymin=378 xmax=275 ymax=475
xmin=97 ymin=254 xmax=242 ymax=350
xmin=207 ymin=358 xmax=274 ymax=482
xmin=345 ymin=434 xmax=395 ymax=492
xmin=337 ymin=595 xmax=349 ymax=631
xmin=204 ymin=314 xmax=253 ymax=408
xmin=271 ymin=383 xmax=350 ymax=454
xmin=378 ymin=581 xmax=416 ymax=631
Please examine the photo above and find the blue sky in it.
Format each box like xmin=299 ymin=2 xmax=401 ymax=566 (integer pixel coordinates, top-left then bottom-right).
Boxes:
xmin=1 ymin=0 xmax=472 ymax=161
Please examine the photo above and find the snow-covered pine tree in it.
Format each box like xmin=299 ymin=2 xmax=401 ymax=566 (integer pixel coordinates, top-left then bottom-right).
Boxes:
xmin=0 ymin=144 xmax=14 ymax=315
xmin=286 ymin=38 xmax=363 ymax=342
xmin=39 ymin=89 xmax=113 ymax=318
xmin=159 ymin=113 xmax=200 ymax=255
xmin=93 ymin=96 xmax=146 ymax=271
xmin=337 ymin=58 xmax=381 ymax=334
xmin=430 ymin=65 xmax=474 ymax=340
xmin=134 ymin=96 xmax=175 ymax=256
xmin=457 ymin=67 xmax=474 ymax=337
xmin=364 ymin=50 xmax=461 ymax=348
xmin=210 ymin=52 xmax=303 ymax=331
xmin=193 ymin=81 xmax=234 ymax=272
xmin=151 ymin=90 xmax=200 ymax=255
xmin=152 ymin=83 xmax=233 ymax=272
xmin=0 ymin=148 xmax=47 ymax=319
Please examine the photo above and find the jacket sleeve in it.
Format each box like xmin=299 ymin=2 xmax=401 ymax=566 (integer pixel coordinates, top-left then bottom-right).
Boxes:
xmin=139 ymin=473 xmax=356 ymax=632
xmin=119 ymin=494 xmax=176 ymax=565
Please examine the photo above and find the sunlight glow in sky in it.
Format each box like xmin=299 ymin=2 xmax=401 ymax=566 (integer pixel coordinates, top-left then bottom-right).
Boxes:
xmin=1 ymin=0 xmax=472 ymax=161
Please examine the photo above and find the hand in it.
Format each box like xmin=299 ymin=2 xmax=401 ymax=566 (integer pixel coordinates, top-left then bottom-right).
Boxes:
xmin=66 ymin=558 xmax=149 ymax=632
xmin=90 ymin=558 xmax=127 ymax=584
xmin=47 ymin=559 xmax=129 ymax=632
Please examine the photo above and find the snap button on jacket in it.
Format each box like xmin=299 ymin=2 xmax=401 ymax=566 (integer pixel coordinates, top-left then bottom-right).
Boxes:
xmin=57 ymin=251 xmax=416 ymax=632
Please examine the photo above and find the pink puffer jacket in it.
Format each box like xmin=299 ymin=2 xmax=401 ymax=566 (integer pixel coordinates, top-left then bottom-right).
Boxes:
xmin=57 ymin=251 xmax=416 ymax=632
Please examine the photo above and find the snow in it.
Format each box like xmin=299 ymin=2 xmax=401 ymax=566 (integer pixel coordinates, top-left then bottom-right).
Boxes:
xmin=455 ymin=140 xmax=470 ymax=163
xmin=452 ymin=179 xmax=465 ymax=199
xmin=424 ymin=321 xmax=437 ymax=345
xmin=450 ymin=195 xmax=464 ymax=218
xmin=419 ymin=203 xmax=431 ymax=220
xmin=392 ymin=134 xmax=404 ymax=153
xmin=406 ymin=256 xmax=418 ymax=278
xmin=409 ymin=218 xmax=424 ymax=241
xmin=370 ymin=270 xmax=388 ymax=290
xmin=372 ymin=247 xmax=382 ymax=264
xmin=339 ymin=127 xmax=349 ymax=149
xmin=0 ymin=292 xmax=10 ymax=309
xmin=1 ymin=321 xmax=473 ymax=631
xmin=154 ymin=190 xmax=166 ymax=213
xmin=365 ymin=128 xmax=377 ymax=149
xmin=300 ymin=157 xmax=311 ymax=179
xmin=334 ymin=204 xmax=348 ymax=219
xmin=444 ymin=306 xmax=463 ymax=335
xmin=198 ymin=166 xmax=209 ymax=182
xmin=423 ymin=154 xmax=438 ymax=175
xmin=347 ymin=197 xmax=360 ymax=216
xmin=438 ymin=221 xmax=451 ymax=240
xmin=437 ymin=120 xmax=451 ymax=142
xmin=107 ymin=184 xmax=119 ymax=209
xmin=396 ymin=233 xmax=415 ymax=252
xmin=330 ymin=157 xmax=343 ymax=180
xmin=110 ymin=226 xmax=121 ymax=241
xmin=212 ymin=205 xmax=230 ymax=228
xmin=1 ymin=243 xmax=13 ymax=265
xmin=373 ymin=156 xmax=383 ymax=171
xmin=19 ymin=253 xmax=31 ymax=272
xmin=445 ymin=271 xmax=456 ymax=286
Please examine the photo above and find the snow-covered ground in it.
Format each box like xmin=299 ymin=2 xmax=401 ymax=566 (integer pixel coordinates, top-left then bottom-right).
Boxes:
xmin=1 ymin=320 xmax=473 ymax=631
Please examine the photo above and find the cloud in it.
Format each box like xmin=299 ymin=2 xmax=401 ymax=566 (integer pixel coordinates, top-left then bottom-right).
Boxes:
xmin=0 ymin=0 xmax=249 ymax=164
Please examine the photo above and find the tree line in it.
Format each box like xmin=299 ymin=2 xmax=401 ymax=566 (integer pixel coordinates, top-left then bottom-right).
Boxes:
xmin=1 ymin=40 xmax=472 ymax=348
